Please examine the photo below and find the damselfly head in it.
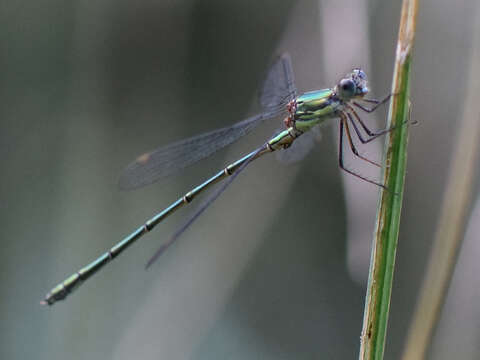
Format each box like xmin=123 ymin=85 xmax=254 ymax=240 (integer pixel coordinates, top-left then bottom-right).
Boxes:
xmin=336 ymin=68 xmax=369 ymax=101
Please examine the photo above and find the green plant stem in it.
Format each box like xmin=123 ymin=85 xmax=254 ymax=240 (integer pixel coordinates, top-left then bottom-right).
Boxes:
xmin=358 ymin=0 xmax=418 ymax=359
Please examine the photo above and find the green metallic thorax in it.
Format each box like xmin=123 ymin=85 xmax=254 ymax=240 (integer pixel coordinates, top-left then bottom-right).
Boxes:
xmin=294 ymin=88 xmax=341 ymax=133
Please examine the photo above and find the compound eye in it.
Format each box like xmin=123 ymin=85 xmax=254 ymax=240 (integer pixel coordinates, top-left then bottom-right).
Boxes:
xmin=339 ymin=79 xmax=355 ymax=97
xmin=354 ymin=68 xmax=367 ymax=79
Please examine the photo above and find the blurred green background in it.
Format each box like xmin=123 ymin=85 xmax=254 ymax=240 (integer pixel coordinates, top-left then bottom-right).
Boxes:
xmin=1 ymin=0 xmax=479 ymax=359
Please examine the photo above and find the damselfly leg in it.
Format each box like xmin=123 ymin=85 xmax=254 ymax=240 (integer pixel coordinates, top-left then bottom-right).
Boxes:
xmin=338 ymin=116 xmax=387 ymax=189
xmin=353 ymin=93 xmax=393 ymax=113
xmin=340 ymin=112 xmax=381 ymax=167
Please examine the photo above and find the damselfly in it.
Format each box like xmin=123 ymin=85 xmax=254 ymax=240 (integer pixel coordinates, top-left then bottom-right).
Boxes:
xmin=42 ymin=54 xmax=395 ymax=306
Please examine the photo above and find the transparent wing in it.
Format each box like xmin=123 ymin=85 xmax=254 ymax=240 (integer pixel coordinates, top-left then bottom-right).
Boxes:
xmin=260 ymin=53 xmax=297 ymax=109
xmin=118 ymin=109 xmax=283 ymax=190
xmin=275 ymin=125 xmax=322 ymax=164
xmin=119 ymin=53 xmax=297 ymax=190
